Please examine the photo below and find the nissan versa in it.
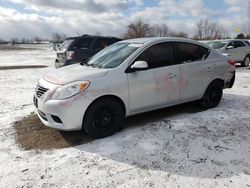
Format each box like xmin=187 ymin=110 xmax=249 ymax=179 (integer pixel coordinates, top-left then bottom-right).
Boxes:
xmin=34 ymin=38 xmax=235 ymax=138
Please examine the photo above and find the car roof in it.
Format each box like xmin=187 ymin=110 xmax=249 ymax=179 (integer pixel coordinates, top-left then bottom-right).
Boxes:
xmin=120 ymin=37 xmax=211 ymax=49
xmin=65 ymin=34 xmax=121 ymax=40
xmin=123 ymin=37 xmax=197 ymax=44
xmin=208 ymin=39 xmax=247 ymax=43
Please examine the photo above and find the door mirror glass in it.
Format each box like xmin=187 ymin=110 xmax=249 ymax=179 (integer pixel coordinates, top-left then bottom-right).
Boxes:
xmin=126 ymin=61 xmax=148 ymax=73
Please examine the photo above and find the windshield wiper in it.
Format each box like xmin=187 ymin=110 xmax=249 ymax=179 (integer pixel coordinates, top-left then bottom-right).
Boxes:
xmin=80 ymin=61 xmax=102 ymax=69
xmin=89 ymin=63 xmax=103 ymax=68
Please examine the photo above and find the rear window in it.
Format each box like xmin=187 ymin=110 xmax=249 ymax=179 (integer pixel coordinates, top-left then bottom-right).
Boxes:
xmin=235 ymin=41 xmax=246 ymax=47
xmin=59 ymin=39 xmax=73 ymax=50
xmin=174 ymin=42 xmax=210 ymax=64
xmin=244 ymin=40 xmax=250 ymax=46
xmin=207 ymin=41 xmax=227 ymax=49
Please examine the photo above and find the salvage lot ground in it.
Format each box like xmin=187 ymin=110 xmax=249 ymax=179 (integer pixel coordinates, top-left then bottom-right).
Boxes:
xmin=0 ymin=48 xmax=250 ymax=188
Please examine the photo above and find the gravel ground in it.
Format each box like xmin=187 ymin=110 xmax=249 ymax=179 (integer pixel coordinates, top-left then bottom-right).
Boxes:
xmin=0 ymin=48 xmax=250 ymax=188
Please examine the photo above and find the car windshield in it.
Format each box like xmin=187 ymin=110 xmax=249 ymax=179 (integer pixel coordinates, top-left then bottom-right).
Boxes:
xmin=87 ymin=42 xmax=141 ymax=68
xmin=59 ymin=39 xmax=73 ymax=50
xmin=206 ymin=41 xmax=227 ymax=49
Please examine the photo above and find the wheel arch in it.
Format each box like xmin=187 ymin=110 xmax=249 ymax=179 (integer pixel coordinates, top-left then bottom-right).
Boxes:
xmin=82 ymin=94 xmax=126 ymax=128
xmin=202 ymin=78 xmax=225 ymax=97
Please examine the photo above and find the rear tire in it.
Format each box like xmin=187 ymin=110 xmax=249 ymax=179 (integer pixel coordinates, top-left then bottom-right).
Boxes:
xmin=199 ymin=81 xmax=223 ymax=109
xmin=242 ymin=56 xmax=250 ymax=67
xmin=83 ymin=98 xmax=124 ymax=139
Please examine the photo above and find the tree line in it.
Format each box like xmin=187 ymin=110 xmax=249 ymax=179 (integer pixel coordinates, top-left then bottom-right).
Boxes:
xmin=0 ymin=33 xmax=68 ymax=44
xmin=123 ymin=18 xmax=229 ymax=40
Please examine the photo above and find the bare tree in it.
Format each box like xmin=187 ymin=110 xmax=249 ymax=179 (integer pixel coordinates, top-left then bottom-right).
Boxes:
xmin=11 ymin=38 xmax=19 ymax=45
xmin=33 ymin=37 xmax=42 ymax=43
xmin=21 ymin=38 xmax=31 ymax=44
xmin=152 ymin=24 xmax=170 ymax=37
xmin=123 ymin=18 xmax=153 ymax=39
xmin=0 ymin=39 xmax=5 ymax=44
xmin=169 ymin=31 xmax=188 ymax=38
xmin=52 ymin=33 xmax=67 ymax=42
xmin=194 ymin=19 xmax=228 ymax=40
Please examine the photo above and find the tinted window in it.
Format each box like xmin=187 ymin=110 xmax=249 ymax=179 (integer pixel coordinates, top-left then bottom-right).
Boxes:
xmin=174 ymin=42 xmax=210 ymax=64
xmin=136 ymin=42 xmax=174 ymax=69
xmin=94 ymin=38 xmax=120 ymax=50
xmin=109 ymin=38 xmax=121 ymax=45
xmin=228 ymin=41 xmax=236 ymax=48
xmin=75 ymin=38 xmax=92 ymax=49
xmin=244 ymin=40 xmax=250 ymax=46
xmin=94 ymin=39 xmax=109 ymax=50
xmin=59 ymin=39 xmax=73 ymax=50
xmin=235 ymin=41 xmax=246 ymax=47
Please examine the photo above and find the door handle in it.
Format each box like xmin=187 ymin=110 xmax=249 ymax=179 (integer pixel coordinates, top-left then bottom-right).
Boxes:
xmin=206 ymin=67 xmax=213 ymax=72
xmin=169 ymin=73 xmax=176 ymax=78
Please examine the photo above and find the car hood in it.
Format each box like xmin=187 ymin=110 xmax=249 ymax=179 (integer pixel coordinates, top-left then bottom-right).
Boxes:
xmin=44 ymin=64 xmax=109 ymax=85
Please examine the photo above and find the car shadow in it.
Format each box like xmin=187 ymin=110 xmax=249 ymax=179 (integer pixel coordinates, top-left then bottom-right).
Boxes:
xmin=14 ymin=93 xmax=250 ymax=179
xmin=14 ymin=102 xmax=204 ymax=150
xmin=73 ymin=93 xmax=250 ymax=179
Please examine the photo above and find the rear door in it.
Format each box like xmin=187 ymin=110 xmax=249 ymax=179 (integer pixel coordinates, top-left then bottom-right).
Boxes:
xmin=226 ymin=41 xmax=239 ymax=61
xmin=173 ymin=42 xmax=212 ymax=101
xmin=235 ymin=41 xmax=247 ymax=61
xmin=127 ymin=42 xmax=181 ymax=113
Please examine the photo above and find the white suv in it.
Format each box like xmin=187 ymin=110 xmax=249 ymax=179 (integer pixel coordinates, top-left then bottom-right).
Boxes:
xmin=207 ymin=39 xmax=250 ymax=67
xmin=34 ymin=38 xmax=235 ymax=138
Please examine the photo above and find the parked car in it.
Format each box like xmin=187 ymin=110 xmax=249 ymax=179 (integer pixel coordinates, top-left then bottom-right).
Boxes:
xmin=55 ymin=35 xmax=121 ymax=68
xmin=34 ymin=37 xmax=235 ymax=138
xmin=206 ymin=39 xmax=250 ymax=67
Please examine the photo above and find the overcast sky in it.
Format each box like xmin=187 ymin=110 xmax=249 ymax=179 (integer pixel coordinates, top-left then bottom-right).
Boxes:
xmin=0 ymin=0 xmax=248 ymax=40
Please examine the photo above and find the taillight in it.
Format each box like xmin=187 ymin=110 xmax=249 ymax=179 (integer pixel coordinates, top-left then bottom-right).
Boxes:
xmin=228 ymin=59 xmax=236 ymax=66
xmin=66 ymin=51 xmax=74 ymax=60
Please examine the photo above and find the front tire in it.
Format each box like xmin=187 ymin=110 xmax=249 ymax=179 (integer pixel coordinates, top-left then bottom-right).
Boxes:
xmin=199 ymin=81 xmax=223 ymax=109
xmin=83 ymin=98 xmax=124 ymax=138
xmin=242 ymin=56 xmax=250 ymax=67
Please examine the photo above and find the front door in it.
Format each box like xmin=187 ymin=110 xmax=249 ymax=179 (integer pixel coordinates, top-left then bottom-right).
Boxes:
xmin=127 ymin=42 xmax=180 ymax=113
xmin=225 ymin=41 xmax=239 ymax=61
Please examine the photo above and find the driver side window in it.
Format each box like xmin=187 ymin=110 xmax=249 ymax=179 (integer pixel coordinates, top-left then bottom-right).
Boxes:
xmin=228 ymin=41 xmax=236 ymax=48
xmin=135 ymin=42 xmax=174 ymax=69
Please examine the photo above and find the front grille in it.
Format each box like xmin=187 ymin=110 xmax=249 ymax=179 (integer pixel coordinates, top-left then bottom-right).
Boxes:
xmin=36 ymin=85 xmax=49 ymax=98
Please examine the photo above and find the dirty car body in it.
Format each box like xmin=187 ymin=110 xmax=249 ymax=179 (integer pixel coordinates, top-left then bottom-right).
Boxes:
xmin=34 ymin=37 xmax=235 ymax=138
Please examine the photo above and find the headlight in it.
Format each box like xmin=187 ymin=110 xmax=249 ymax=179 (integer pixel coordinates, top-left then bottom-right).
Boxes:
xmin=51 ymin=81 xmax=89 ymax=100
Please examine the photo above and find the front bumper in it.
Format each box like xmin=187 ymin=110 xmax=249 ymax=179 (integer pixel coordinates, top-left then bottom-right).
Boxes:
xmin=34 ymin=80 xmax=93 ymax=131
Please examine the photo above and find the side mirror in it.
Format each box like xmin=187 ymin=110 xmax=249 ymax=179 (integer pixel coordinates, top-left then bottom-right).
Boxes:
xmin=226 ymin=45 xmax=234 ymax=50
xmin=125 ymin=61 xmax=148 ymax=73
